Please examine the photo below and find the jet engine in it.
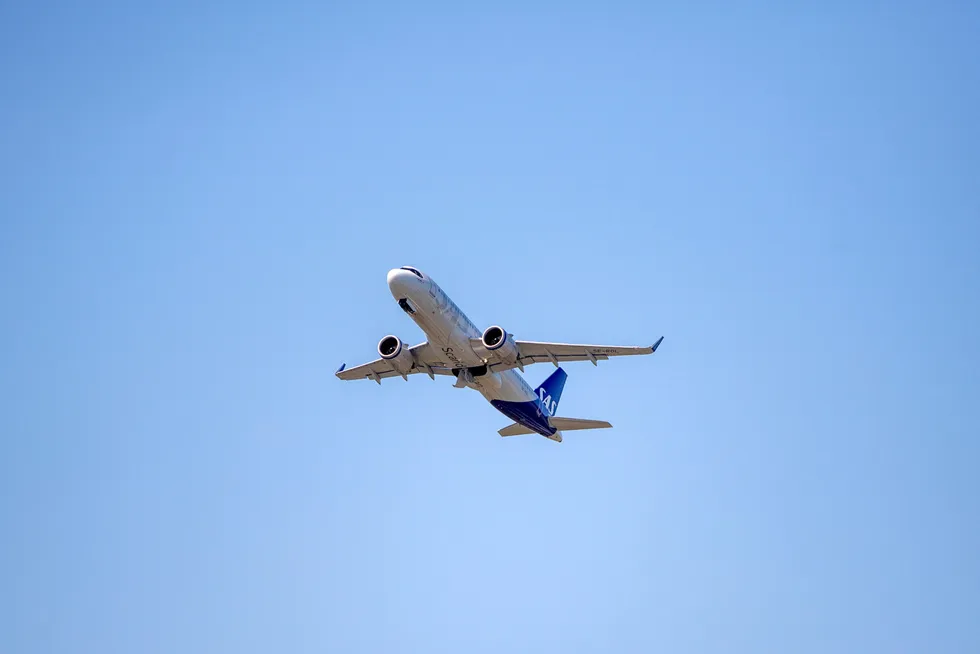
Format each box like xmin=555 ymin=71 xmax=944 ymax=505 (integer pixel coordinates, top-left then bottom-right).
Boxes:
xmin=481 ymin=325 xmax=520 ymax=366
xmin=377 ymin=335 xmax=414 ymax=375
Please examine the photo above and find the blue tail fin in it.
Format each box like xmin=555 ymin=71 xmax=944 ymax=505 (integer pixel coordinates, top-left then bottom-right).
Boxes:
xmin=535 ymin=367 xmax=567 ymax=417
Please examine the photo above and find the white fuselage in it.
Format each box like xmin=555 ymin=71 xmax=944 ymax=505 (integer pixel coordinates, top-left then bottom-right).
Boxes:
xmin=386 ymin=267 xmax=536 ymax=405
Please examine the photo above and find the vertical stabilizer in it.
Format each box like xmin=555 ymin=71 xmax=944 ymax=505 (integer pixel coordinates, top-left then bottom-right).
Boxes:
xmin=535 ymin=367 xmax=567 ymax=417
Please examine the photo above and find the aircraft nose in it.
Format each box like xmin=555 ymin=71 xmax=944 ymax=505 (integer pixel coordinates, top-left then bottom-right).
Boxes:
xmin=387 ymin=268 xmax=418 ymax=298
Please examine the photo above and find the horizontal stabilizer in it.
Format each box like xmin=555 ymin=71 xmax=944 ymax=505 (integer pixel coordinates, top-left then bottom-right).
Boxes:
xmin=549 ymin=417 xmax=612 ymax=431
xmin=498 ymin=417 xmax=612 ymax=437
xmin=498 ymin=423 xmax=536 ymax=437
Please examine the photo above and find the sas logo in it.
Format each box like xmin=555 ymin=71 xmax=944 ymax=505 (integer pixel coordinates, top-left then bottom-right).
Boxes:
xmin=538 ymin=388 xmax=557 ymax=416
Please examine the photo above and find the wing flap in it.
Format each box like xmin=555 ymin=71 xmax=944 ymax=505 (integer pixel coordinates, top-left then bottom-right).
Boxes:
xmin=335 ymin=342 xmax=454 ymax=383
xmin=518 ymin=341 xmax=656 ymax=357
xmin=484 ymin=337 xmax=662 ymax=373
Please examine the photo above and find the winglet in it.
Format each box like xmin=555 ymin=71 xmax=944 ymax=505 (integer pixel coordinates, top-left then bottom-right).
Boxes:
xmin=335 ymin=363 xmax=346 ymax=375
xmin=652 ymin=336 xmax=664 ymax=353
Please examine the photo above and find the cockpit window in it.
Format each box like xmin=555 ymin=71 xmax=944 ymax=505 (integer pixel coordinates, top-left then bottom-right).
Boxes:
xmin=400 ymin=266 xmax=424 ymax=279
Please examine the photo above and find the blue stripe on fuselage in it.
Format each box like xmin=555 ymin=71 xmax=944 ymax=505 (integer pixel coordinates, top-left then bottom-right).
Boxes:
xmin=490 ymin=399 xmax=556 ymax=437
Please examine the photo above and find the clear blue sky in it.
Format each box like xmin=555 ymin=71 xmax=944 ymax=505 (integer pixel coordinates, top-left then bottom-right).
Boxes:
xmin=2 ymin=2 xmax=978 ymax=652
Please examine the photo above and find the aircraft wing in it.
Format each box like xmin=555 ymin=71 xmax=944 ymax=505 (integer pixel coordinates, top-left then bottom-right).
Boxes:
xmin=335 ymin=342 xmax=455 ymax=384
xmin=488 ymin=336 xmax=664 ymax=373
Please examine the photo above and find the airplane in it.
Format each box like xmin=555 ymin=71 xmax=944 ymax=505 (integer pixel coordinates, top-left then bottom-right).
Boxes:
xmin=336 ymin=266 xmax=664 ymax=443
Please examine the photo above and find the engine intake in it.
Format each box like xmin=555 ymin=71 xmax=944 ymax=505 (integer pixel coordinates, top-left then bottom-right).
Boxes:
xmin=377 ymin=335 xmax=414 ymax=374
xmin=481 ymin=325 xmax=520 ymax=366
xmin=483 ymin=326 xmax=505 ymax=349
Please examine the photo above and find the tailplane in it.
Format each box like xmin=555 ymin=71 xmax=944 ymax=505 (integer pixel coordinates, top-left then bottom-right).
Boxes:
xmin=549 ymin=417 xmax=612 ymax=431
xmin=499 ymin=368 xmax=612 ymax=442
xmin=498 ymin=417 xmax=612 ymax=438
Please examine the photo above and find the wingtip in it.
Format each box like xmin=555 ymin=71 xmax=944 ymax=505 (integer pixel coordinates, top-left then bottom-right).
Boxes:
xmin=335 ymin=363 xmax=346 ymax=374
xmin=652 ymin=336 xmax=664 ymax=352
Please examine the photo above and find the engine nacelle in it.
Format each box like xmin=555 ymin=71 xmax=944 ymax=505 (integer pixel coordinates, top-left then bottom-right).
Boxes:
xmin=377 ymin=335 xmax=414 ymax=374
xmin=481 ymin=325 xmax=520 ymax=366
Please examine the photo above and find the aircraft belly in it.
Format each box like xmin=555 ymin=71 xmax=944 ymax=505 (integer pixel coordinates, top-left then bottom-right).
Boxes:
xmin=490 ymin=399 xmax=555 ymax=436
xmin=408 ymin=291 xmax=450 ymax=342
xmin=442 ymin=315 xmax=481 ymax=367
xmin=406 ymin=290 xmax=458 ymax=356
xmin=454 ymin=336 xmax=483 ymax=366
xmin=480 ymin=369 xmax=534 ymax=403
xmin=415 ymin=313 xmax=452 ymax=345
xmin=401 ymin=284 xmax=529 ymax=399
xmin=410 ymin=329 xmax=479 ymax=371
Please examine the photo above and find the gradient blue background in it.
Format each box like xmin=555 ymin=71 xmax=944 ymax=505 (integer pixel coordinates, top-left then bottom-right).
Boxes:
xmin=2 ymin=2 xmax=978 ymax=652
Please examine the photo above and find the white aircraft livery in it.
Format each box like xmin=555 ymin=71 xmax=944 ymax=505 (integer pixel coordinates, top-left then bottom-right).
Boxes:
xmin=336 ymin=266 xmax=664 ymax=443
